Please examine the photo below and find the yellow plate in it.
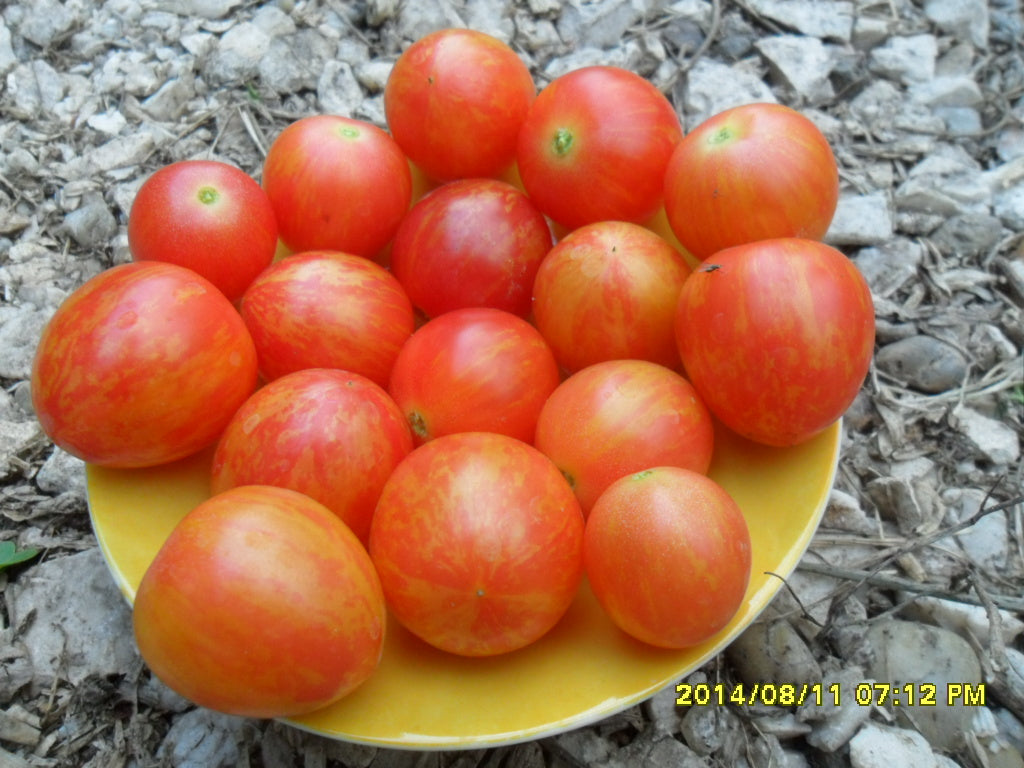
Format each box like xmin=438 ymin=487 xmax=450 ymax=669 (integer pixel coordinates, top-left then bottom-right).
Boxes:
xmin=87 ymin=419 xmax=840 ymax=749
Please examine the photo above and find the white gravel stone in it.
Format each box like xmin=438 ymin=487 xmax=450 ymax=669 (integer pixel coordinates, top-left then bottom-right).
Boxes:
xmin=0 ymin=18 xmax=16 ymax=77
xmin=825 ymin=190 xmax=894 ymax=246
xmin=157 ymin=708 xmax=248 ymax=768
xmin=848 ymin=723 xmax=939 ymax=768
xmin=682 ymin=58 xmax=777 ymax=127
xmin=923 ymin=0 xmax=990 ymax=49
xmin=755 ymin=34 xmax=836 ymax=103
xmin=869 ymin=34 xmax=937 ymax=85
xmin=951 ymin=405 xmax=1021 ymax=466
xmin=744 ymin=0 xmax=854 ymax=42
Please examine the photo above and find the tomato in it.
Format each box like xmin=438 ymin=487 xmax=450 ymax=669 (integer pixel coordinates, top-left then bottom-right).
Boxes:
xmin=262 ymin=115 xmax=412 ymax=257
xmin=389 ymin=179 xmax=552 ymax=318
xmin=663 ymin=103 xmax=839 ymax=261
xmin=369 ymin=432 xmax=584 ymax=657
xmin=531 ymin=220 xmax=691 ymax=372
xmin=675 ymin=238 xmax=875 ymax=447
xmin=533 ymin=359 xmax=714 ymax=515
xmin=210 ymin=369 xmax=413 ymax=543
xmin=516 ymin=65 xmax=682 ymax=230
xmin=126 ymin=160 xmax=278 ymax=303
xmin=384 ymin=28 xmax=536 ymax=182
xmin=387 ymin=307 xmax=560 ymax=445
xmin=30 ymin=262 xmax=258 ymax=468
xmin=239 ymin=250 xmax=415 ymax=387
xmin=133 ymin=485 xmax=386 ymax=718
xmin=584 ymin=467 xmax=751 ymax=649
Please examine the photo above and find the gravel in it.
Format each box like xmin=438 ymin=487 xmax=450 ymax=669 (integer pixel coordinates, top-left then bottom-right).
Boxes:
xmin=1 ymin=1 xmax=1023 ymax=766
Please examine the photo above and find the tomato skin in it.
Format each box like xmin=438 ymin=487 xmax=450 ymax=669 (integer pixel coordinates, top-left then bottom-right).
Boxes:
xmin=30 ymin=262 xmax=258 ymax=468
xmin=126 ymin=160 xmax=278 ymax=303
xmin=387 ymin=307 xmax=561 ymax=445
xmin=385 ymin=28 xmax=536 ymax=182
xmin=531 ymin=221 xmax=691 ymax=372
xmin=390 ymin=179 xmax=552 ymax=318
xmin=262 ymin=115 xmax=412 ymax=257
xmin=210 ymin=369 xmax=413 ymax=543
xmin=675 ymin=238 xmax=875 ymax=447
xmin=584 ymin=467 xmax=751 ymax=649
xmin=239 ymin=251 xmax=415 ymax=387
xmin=369 ymin=432 xmax=584 ymax=657
xmin=533 ymin=359 xmax=714 ymax=516
xmin=663 ymin=103 xmax=839 ymax=261
xmin=133 ymin=485 xmax=386 ymax=718
xmin=516 ymin=66 xmax=682 ymax=230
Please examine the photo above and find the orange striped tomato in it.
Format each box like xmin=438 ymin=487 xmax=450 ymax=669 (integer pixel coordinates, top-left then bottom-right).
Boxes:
xmin=369 ymin=432 xmax=584 ymax=657
xmin=133 ymin=485 xmax=386 ymax=718
xmin=675 ymin=238 xmax=874 ymax=446
xmin=387 ymin=307 xmax=560 ymax=445
xmin=30 ymin=261 xmax=258 ymax=468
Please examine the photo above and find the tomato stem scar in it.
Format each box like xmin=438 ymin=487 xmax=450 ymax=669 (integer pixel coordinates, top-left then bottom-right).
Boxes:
xmin=553 ymin=128 xmax=574 ymax=156
xmin=407 ymin=411 xmax=429 ymax=439
xmin=197 ymin=186 xmax=219 ymax=205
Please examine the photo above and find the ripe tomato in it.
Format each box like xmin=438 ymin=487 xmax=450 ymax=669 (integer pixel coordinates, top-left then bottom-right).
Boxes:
xmin=384 ymin=28 xmax=536 ymax=182
xmin=262 ymin=115 xmax=411 ymax=257
xmin=133 ymin=485 xmax=386 ymax=718
xmin=663 ymin=103 xmax=839 ymax=261
xmin=31 ymin=262 xmax=258 ymax=468
xmin=675 ymin=238 xmax=875 ymax=447
xmin=389 ymin=179 xmax=552 ymax=318
xmin=239 ymin=250 xmax=415 ymax=387
xmin=584 ymin=467 xmax=751 ymax=649
xmin=387 ymin=307 xmax=560 ymax=445
xmin=531 ymin=220 xmax=691 ymax=372
xmin=533 ymin=359 xmax=714 ymax=515
xmin=516 ymin=65 xmax=682 ymax=230
xmin=369 ymin=432 xmax=584 ymax=657
xmin=126 ymin=160 xmax=278 ymax=303
xmin=210 ymin=369 xmax=413 ymax=543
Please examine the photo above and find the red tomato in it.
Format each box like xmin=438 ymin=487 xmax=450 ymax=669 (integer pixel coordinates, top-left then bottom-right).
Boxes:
xmin=239 ymin=250 xmax=415 ymax=387
xmin=533 ymin=359 xmax=714 ymax=515
xmin=369 ymin=432 xmax=584 ymax=657
xmin=389 ymin=179 xmax=552 ymax=318
xmin=663 ymin=103 xmax=839 ymax=261
xmin=210 ymin=369 xmax=413 ymax=543
xmin=262 ymin=115 xmax=412 ymax=257
xmin=387 ymin=307 xmax=560 ymax=445
xmin=531 ymin=221 xmax=691 ymax=372
xmin=133 ymin=485 xmax=386 ymax=718
xmin=584 ymin=467 xmax=751 ymax=649
xmin=516 ymin=65 xmax=682 ymax=230
xmin=126 ymin=160 xmax=278 ymax=303
xmin=384 ymin=28 xmax=536 ymax=182
xmin=675 ymin=238 xmax=875 ymax=447
xmin=30 ymin=262 xmax=258 ymax=468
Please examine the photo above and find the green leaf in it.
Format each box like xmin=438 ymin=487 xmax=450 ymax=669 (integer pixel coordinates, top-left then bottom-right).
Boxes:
xmin=0 ymin=541 xmax=40 ymax=571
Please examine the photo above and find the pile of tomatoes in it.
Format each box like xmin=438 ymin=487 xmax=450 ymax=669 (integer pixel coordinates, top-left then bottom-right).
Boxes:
xmin=30 ymin=28 xmax=875 ymax=720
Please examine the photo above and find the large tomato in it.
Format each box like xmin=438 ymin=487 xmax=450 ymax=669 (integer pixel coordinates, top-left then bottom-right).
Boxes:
xmin=239 ymin=250 xmax=415 ymax=387
xmin=585 ymin=467 xmax=751 ymax=649
xmin=133 ymin=485 xmax=386 ymax=718
xmin=384 ymin=28 xmax=536 ymax=182
xmin=531 ymin=220 xmax=691 ymax=372
xmin=262 ymin=115 xmax=411 ymax=257
xmin=533 ymin=359 xmax=714 ymax=515
xmin=387 ymin=307 xmax=560 ymax=445
xmin=663 ymin=102 xmax=839 ymax=261
xmin=516 ymin=65 xmax=682 ymax=230
xmin=210 ymin=369 xmax=413 ymax=543
xmin=31 ymin=262 xmax=258 ymax=468
xmin=389 ymin=179 xmax=552 ymax=318
xmin=126 ymin=160 xmax=278 ymax=303
xmin=675 ymin=238 xmax=875 ymax=446
xmin=368 ymin=432 xmax=584 ymax=657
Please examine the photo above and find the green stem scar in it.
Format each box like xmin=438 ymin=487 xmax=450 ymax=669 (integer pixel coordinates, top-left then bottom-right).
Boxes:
xmin=197 ymin=186 xmax=219 ymax=205
xmin=708 ymin=127 xmax=733 ymax=145
xmin=553 ymin=128 xmax=574 ymax=156
xmin=408 ymin=411 xmax=429 ymax=440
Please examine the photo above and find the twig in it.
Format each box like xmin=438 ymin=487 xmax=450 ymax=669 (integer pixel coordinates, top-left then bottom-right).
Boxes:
xmin=764 ymin=571 xmax=825 ymax=627
xmin=796 ymin=560 xmax=1024 ymax=613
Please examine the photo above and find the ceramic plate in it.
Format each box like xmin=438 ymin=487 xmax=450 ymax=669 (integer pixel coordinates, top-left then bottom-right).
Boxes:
xmin=87 ymin=419 xmax=840 ymax=749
